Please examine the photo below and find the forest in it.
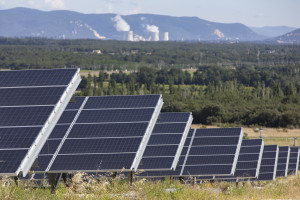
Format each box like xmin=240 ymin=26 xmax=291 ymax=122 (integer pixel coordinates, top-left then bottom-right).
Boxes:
xmin=1 ymin=37 xmax=300 ymax=128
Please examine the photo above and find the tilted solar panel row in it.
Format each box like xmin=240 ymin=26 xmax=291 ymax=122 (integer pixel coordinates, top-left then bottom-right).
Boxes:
xmin=31 ymin=95 xmax=163 ymax=174
xmin=276 ymin=146 xmax=290 ymax=177
xmin=0 ymin=69 xmax=81 ymax=177
xmin=138 ymin=112 xmax=193 ymax=171
xmin=256 ymin=145 xmax=279 ymax=181
xmin=288 ymin=147 xmax=300 ymax=175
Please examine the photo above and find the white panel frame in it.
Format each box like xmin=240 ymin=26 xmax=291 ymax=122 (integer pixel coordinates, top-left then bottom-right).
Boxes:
xmin=171 ymin=113 xmax=193 ymax=170
xmin=130 ymin=95 xmax=163 ymax=171
xmin=18 ymin=69 xmax=81 ymax=177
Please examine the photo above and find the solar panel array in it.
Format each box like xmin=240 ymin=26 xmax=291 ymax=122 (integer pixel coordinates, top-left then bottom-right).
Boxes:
xmin=288 ymin=147 xmax=300 ymax=175
xmin=276 ymin=146 xmax=290 ymax=177
xmin=138 ymin=112 xmax=192 ymax=171
xmin=0 ymin=69 xmax=81 ymax=177
xmin=179 ymin=128 xmax=243 ymax=176
xmin=32 ymin=95 xmax=163 ymax=173
xmin=257 ymin=145 xmax=279 ymax=181
xmin=215 ymin=139 xmax=264 ymax=180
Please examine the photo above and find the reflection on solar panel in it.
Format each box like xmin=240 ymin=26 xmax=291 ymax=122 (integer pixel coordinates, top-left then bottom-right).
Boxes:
xmin=179 ymin=128 xmax=243 ymax=176
xmin=0 ymin=69 xmax=81 ymax=177
xmin=288 ymin=147 xmax=300 ymax=175
xmin=138 ymin=112 xmax=192 ymax=171
xmin=32 ymin=95 xmax=163 ymax=173
xmin=257 ymin=145 xmax=279 ymax=181
xmin=276 ymin=146 xmax=290 ymax=177
xmin=215 ymin=139 xmax=264 ymax=181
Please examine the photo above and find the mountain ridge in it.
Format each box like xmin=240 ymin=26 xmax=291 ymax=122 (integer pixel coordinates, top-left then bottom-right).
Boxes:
xmin=0 ymin=7 xmax=280 ymax=41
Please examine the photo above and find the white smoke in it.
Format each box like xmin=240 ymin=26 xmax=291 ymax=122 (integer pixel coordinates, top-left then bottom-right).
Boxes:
xmin=146 ymin=24 xmax=159 ymax=33
xmin=111 ymin=15 xmax=130 ymax=32
xmin=45 ymin=0 xmax=64 ymax=9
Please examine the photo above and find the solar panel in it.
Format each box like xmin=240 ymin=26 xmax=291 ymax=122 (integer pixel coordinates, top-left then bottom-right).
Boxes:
xmin=0 ymin=69 xmax=81 ymax=177
xmin=276 ymin=146 xmax=290 ymax=177
xmin=256 ymin=145 xmax=279 ymax=181
xmin=288 ymin=147 xmax=300 ymax=175
xmin=138 ymin=112 xmax=192 ymax=171
xmin=135 ymin=129 xmax=194 ymax=177
xmin=178 ymin=128 xmax=243 ymax=177
xmin=31 ymin=95 xmax=163 ymax=173
xmin=215 ymin=139 xmax=264 ymax=181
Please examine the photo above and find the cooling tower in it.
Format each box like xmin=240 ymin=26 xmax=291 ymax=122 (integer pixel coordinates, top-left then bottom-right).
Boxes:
xmin=163 ymin=32 xmax=169 ymax=41
xmin=150 ymin=32 xmax=159 ymax=41
xmin=127 ymin=31 xmax=133 ymax=41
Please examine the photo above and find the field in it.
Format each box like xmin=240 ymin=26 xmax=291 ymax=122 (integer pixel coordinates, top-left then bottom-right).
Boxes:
xmin=2 ymin=173 xmax=300 ymax=199
xmin=191 ymin=124 xmax=300 ymax=146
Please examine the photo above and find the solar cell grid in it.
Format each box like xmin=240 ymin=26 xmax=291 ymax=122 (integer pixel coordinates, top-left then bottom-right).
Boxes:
xmin=179 ymin=128 xmax=243 ymax=177
xmin=288 ymin=147 xmax=299 ymax=175
xmin=215 ymin=139 xmax=264 ymax=180
xmin=34 ymin=95 xmax=163 ymax=173
xmin=257 ymin=145 xmax=279 ymax=181
xmin=138 ymin=112 xmax=192 ymax=171
xmin=276 ymin=146 xmax=290 ymax=177
xmin=0 ymin=69 xmax=81 ymax=176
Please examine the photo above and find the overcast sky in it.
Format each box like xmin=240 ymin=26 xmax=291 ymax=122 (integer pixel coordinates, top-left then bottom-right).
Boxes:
xmin=0 ymin=0 xmax=299 ymax=28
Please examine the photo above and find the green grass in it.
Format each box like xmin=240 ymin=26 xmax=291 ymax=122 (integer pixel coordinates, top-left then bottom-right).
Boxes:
xmin=2 ymin=173 xmax=300 ymax=199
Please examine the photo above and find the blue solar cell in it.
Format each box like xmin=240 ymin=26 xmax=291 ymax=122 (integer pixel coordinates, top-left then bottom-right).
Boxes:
xmin=192 ymin=137 xmax=240 ymax=146
xmin=32 ymin=155 xmax=55 ymax=172
xmin=67 ymin=123 xmax=148 ymax=138
xmin=241 ymin=139 xmax=262 ymax=146
xmin=147 ymin=134 xmax=183 ymax=145
xmin=59 ymin=138 xmax=142 ymax=154
xmin=39 ymin=140 xmax=61 ymax=155
xmin=77 ymin=108 xmax=154 ymax=123
xmin=0 ymin=69 xmax=78 ymax=87
xmin=235 ymin=169 xmax=257 ymax=177
xmin=182 ymin=165 xmax=232 ymax=176
xmin=48 ymin=125 xmax=70 ymax=139
xmin=50 ymin=153 xmax=136 ymax=171
xmin=262 ymin=152 xmax=277 ymax=159
xmin=184 ymin=138 xmax=191 ymax=146
xmin=138 ymin=157 xmax=175 ymax=169
xmin=263 ymin=145 xmax=277 ymax=151
xmin=84 ymin=95 xmax=160 ymax=109
xmin=186 ymin=155 xmax=235 ymax=165
xmin=0 ymin=127 xmax=41 ymax=148
xmin=187 ymin=129 xmax=194 ymax=137
xmin=143 ymin=145 xmax=179 ymax=157
xmin=240 ymin=146 xmax=262 ymax=154
xmin=257 ymin=173 xmax=274 ymax=181
xmin=0 ymin=87 xmax=65 ymax=106
xmin=236 ymin=161 xmax=258 ymax=169
xmin=156 ymin=112 xmax=190 ymax=123
xmin=260 ymin=158 xmax=276 ymax=165
xmin=65 ymin=97 xmax=85 ymax=110
xmin=0 ymin=106 xmax=54 ymax=126
xmin=238 ymin=154 xmax=261 ymax=162
xmin=194 ymin=128 xmax=241 ymax=137
xmin=152 ymin=123 xmax=186 ymax=133
xmin=0 ymin=150 xmax=28 ymax=174
xmin=57 ymin=111 xmax=77 ymax=124
xmin=188 ymin=146 xmax=237 ymax=156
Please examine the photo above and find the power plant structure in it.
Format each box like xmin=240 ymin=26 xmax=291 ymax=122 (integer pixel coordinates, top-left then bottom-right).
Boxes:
xmin=150 ymin=31 xmax=159 ymax=41
xmin=127 ymin=31 xmax=133 ymax=41
xmin=163 ymin=32 xmax=169 ymax=41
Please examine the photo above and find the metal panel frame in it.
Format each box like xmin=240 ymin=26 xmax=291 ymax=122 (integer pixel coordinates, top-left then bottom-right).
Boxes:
xmin=255 ymin=140 xmax=264 ymax=178
xmin=273 ymin=146 xmax=279 ymax=180
xmin=230 ymin=128 xmax=244 ymax=176
xmin=171 ymin=114 xmax=193 ymax=170
xmin=17 ymin=69 xmax=81 ymax=177
xmin=131 ymin=95 xmax=163 ymax=171
xmin=296 ymin=149 xmax=300 ymax=175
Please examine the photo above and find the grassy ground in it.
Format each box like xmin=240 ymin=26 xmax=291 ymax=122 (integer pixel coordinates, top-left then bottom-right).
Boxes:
xmin=2 ymin=173 xmax=300 ymax=199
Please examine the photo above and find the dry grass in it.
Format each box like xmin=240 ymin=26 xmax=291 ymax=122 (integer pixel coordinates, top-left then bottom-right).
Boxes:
xmin=2 ymin=173 xmax=300 ymax=199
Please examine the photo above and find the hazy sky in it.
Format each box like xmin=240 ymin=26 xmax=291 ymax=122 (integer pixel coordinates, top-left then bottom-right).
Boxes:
xmin=0 ymin=0 xmax=299 ymax=28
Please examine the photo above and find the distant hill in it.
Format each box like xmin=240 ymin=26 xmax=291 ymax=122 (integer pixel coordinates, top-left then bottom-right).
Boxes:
xmin=250 ymin=26 xmax=297 ymax=38
xmin=0 ymin=7 xmax=266 ymax=41
xmin=267 ymin=28 xmax=300 ymax=44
